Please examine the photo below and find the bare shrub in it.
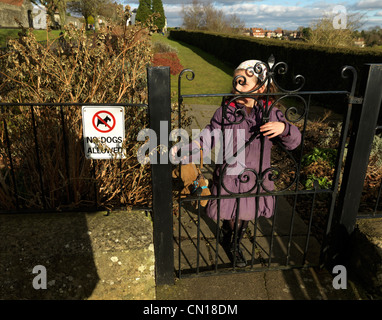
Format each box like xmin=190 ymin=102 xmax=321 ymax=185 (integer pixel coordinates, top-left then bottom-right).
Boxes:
xmin=152 ymin=41 xmax=178 ymax=54
xmin=0 ymin=7 xmax=159 ymax=211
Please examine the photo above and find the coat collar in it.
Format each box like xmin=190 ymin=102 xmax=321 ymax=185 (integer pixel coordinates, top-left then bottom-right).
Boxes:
xmin=226 ymin=98 xmax=269 ymax=111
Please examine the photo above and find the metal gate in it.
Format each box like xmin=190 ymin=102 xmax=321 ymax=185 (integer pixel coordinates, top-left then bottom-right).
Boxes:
xmin=169 ymin=57 xmax=382 ymax=282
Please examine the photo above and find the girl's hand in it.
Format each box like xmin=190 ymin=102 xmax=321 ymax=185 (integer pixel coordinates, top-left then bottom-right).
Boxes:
xmin=260 ymin=122 xmax=286 ymax=139
xmin=170 ymin=145 xmax=178 ymax=159
xmin=170 ymin=145 xmax=187 ymax=163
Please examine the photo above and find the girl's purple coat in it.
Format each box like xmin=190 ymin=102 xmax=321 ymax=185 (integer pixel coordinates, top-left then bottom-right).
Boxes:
xmin=182 ymin=100 xmax=301 ymax=221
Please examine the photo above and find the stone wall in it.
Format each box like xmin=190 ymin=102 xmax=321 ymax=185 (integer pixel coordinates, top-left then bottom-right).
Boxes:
xmin=65 ymin=16 xmax=84 ymax=29
xmin=0 ymin=0 xmax=33 ymax=28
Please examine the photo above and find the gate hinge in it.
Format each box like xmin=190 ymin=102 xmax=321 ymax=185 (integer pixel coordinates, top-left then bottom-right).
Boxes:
xmin=349 ymin=96 xmax=363 ymax=104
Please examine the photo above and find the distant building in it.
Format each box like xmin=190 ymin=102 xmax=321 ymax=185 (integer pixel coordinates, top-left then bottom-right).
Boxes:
xmin=250 ymin=27 xmax=265 ymax=38
xmin=274 ymin=28 xmax=283 ymax=38
xmin=127 ymin=8 xmax=137 ymax=26
xmin=247 ymin=27 xmax=303 ymax=41
xmin=282 ymin=30 xmax=301 ymax=40
xmin=354 ymin=37 xmax=365 ymax=48
xmin=0 ymin=1 xmax=83 ymax=30
xmin=290 ymin=31 xmax=298 ymax=39
xmin=0 ymin=0 xmax=34 ymax=28
xmin=248 ymin=27 xmax=288 ymax=39
xmin=265 ymin=30 xmax=276 ymax=38
xmin=65 ymin=15 xmax=84 ymax=29
xmin=32 ymin=3 xmax=46 ymax=29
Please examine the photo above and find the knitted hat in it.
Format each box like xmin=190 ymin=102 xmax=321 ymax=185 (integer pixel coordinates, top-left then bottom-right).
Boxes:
xmin=235 ymin=60 xmax=270 ymax=83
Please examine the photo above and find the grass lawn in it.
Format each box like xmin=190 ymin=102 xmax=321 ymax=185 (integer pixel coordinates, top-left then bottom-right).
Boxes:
xmin=0 ymin=28 xmax=62 ymax=47
xmin=151 ymin=33 xmax=234 ymax=105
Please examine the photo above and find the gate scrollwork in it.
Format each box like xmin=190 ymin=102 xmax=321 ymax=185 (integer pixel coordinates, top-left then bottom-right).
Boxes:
xmin=178 ymin=56 xmax=307 ymax=195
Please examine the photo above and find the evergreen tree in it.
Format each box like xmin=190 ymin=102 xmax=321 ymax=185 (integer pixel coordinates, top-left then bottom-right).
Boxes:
xmin=152 ymin=0 xmax=166 ymax=31
xmin=135 ymin=0 xmax=153 ymax=24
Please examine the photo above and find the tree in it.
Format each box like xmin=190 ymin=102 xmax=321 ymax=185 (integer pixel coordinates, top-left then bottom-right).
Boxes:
xmin=298 ymin=26 xmax=312 ymax=40
xmin=152 ymin=0 xmax=166 ymax=31
xmin=203 ymin=3 xmax=227 ymax=32
xmin=181 ymin=0 xmax=245 ymax=34
xmin=31 ymin=0 xmax=68 ymax=28
xmin=67 ymin=0 xmax=103 ymax=30
xmin=97 ymin=1 xmax=124 ymax=25
xmin=87 ymin=15 xmax=95 ymax=25
xmin=363 ymin=26 xmax=382 ymax=47
xmin=306 ymin=11 xmax=365 ymax=47
xmin=228 ymin=13 xmax=246 ymax=34
xmin=135 ymin=0 xmax=153 ymax=24
xmin=181 ymin=0 xmax=204 ymax=30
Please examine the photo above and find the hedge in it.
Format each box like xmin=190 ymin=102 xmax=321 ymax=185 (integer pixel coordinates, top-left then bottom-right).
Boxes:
xmin=169 ymin=30 xmax=382 ymax=97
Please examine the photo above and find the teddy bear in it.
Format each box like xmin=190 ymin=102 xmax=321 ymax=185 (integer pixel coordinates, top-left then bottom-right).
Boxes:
xmin=172 ymin=163 xmax=211 ymax=208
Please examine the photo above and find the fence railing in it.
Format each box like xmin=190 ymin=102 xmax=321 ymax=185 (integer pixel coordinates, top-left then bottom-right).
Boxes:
xmin=0 ymin=102 xmax=148 ymax=213
xmin=0 ymin=67 xmax=174 ymax=285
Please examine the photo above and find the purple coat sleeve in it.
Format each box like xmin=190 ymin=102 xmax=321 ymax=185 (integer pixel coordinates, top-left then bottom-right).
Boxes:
xmin=271 ymin=108 xmax=301 ymax=150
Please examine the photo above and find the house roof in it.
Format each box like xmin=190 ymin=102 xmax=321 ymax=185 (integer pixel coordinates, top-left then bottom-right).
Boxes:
xmin=0 ymin=0 xmax=25 ymax=7
xmin=251 ymin=28 xmax=264 ymax=32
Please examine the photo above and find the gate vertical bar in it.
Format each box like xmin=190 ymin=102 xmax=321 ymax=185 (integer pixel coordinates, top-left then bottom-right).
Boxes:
xmin=147 ymin=66 xmax=174 ymax=285
xmin=59 ymin=105 xmax=72 ymax=204
xmin=338 ymin=64 xmax=382 ymax=236
xmin=1 ymin=106 xmax=19 ymax=210
xmin=30 ymin=105 xmax=47 ymax=209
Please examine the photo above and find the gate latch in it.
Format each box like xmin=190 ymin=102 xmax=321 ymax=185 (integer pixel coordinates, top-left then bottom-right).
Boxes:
xmin=349 ymin=96 xmax=363 ymax=104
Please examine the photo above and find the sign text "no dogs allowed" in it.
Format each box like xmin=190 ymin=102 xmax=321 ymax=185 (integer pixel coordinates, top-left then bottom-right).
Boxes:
xmin=82 ymin=106 xmax=125 ymax=159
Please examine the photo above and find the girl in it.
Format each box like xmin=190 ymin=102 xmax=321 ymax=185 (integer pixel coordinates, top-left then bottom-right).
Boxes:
xmin=173 ymin=59 xmax=301 ymax=267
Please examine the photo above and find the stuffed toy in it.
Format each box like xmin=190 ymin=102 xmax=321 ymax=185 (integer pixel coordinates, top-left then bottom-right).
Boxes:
xmin=172 ymin=141 xmax=211 ymax=208
xmin=172 ymin=163 xmax=211 ymax=208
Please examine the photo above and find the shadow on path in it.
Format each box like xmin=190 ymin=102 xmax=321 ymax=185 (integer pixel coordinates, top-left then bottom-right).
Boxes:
xmin=0 ymin=212 xmax=99 ymax=299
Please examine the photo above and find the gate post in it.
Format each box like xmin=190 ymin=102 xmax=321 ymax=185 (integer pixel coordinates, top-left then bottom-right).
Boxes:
xmin=322 ymin=64 xmax=382 ymax=270
xmin=337 ymin=64 xmax=382 ymax=235
xmin=147 ymin=67 xmax=174 ymax=285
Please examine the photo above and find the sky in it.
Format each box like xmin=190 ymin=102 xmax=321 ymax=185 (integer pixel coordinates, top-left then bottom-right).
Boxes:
xmin=118 ymin=0 xmax=382 ymax=30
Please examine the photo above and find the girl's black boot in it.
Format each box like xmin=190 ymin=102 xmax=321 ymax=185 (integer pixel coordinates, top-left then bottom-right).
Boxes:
xmin=230 ymin=220 xmax=248 ymax=268
xmin=220 ymin=220 xmax=232 ymax=250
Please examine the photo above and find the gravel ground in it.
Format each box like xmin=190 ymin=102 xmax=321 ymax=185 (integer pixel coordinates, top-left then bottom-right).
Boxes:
xmin=0 ymin=210 xmax=156 ymax=300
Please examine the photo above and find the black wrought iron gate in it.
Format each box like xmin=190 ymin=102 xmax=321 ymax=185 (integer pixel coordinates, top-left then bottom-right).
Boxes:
xmin=166 ymin=58 xmax=382 ymax=284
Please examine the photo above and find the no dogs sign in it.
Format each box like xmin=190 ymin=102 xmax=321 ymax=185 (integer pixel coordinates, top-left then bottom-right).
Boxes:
xmin=82 ymin=106 xmax=125 ymax=159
